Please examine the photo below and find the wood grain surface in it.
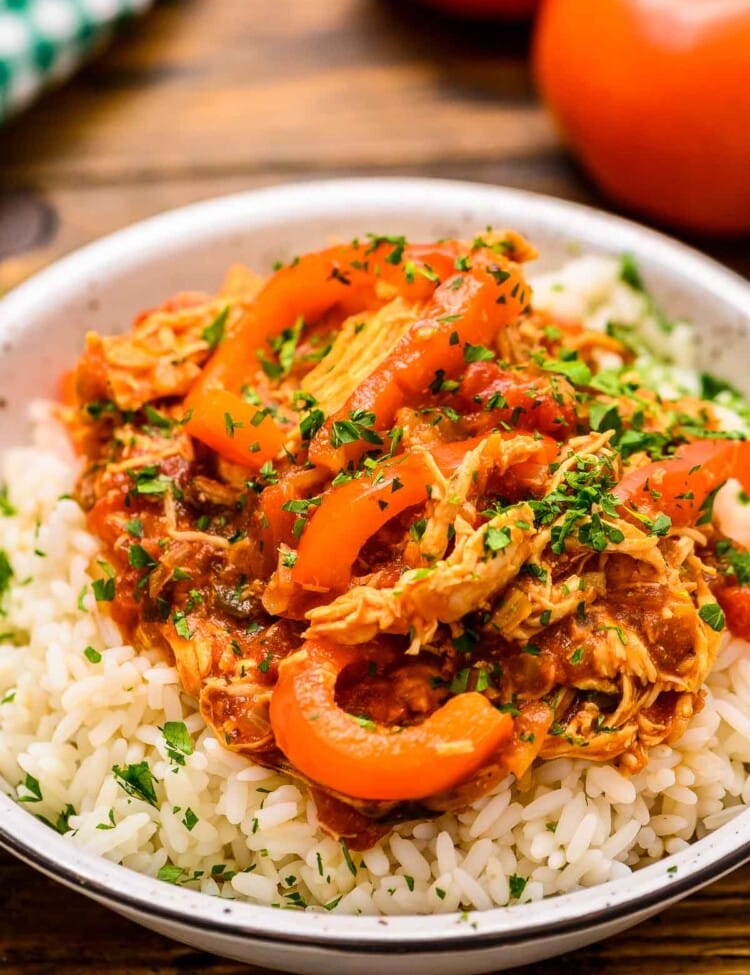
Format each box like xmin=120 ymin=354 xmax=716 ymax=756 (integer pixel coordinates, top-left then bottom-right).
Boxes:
xmin=1 ymin=0 xmax=749 ymax=972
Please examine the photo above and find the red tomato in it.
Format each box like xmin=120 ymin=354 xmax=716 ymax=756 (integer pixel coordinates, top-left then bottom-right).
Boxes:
xmin=718 ymin=587 xmax=750 ymax=642
xmin=533 ymin=0 xmax=750 ymax=234
xmin=419 ymin=0 xmax=538 ymax=19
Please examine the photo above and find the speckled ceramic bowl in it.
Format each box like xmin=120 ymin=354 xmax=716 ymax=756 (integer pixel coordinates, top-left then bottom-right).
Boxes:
xmin=1 ymin=179 xmax=749 ymax=975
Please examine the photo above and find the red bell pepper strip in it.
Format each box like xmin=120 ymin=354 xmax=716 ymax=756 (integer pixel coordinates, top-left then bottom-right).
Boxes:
xmin=270 ymin=639 xmax=515 ymax=801
xmin=615 ymin=439 xmax=750 ymax=527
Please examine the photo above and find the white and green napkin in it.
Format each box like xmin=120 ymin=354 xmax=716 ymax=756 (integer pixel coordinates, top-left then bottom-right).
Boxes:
xmin=0 ymin=0 xmax=153 ymax=121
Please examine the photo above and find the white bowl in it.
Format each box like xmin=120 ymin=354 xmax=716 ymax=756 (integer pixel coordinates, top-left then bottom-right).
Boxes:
xmin=1 ymin=178 xmax=749 ymax=975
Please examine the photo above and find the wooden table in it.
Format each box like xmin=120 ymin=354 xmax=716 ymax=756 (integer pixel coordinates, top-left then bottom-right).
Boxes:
xmin=1 ymin=1 xmax=749 ymax=971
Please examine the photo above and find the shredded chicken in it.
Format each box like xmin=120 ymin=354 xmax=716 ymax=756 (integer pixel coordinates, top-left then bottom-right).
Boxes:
xmin=75 ymin=265 xmax=263 ymax=411
xmin=307 ymin=503 xmax=535 ymax=649
xmin=303 ymin=298 xmax=419 ymax=415
xmin=407 ymin=434 xmax=554 ymax=566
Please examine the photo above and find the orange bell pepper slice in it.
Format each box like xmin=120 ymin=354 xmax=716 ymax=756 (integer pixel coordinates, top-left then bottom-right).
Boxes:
xmin=309 ymin=256 xmax=531 ymax=471
xmin=292 ymin=452 xmax=433 ymax=592
xmin=270 ymin=639 xmax=514 ymax=801
xmin=185 ymin=388 xmax=289 ymax=469
xmin=615 ymin=439 xmax=750 ymax=527
xmin=206 ymin=240 xmax=464 ymax=388
xmin=258 ymin=467 xmax=327 ymax=565
xmin=185 ymin=239 xmax=464 ymax=467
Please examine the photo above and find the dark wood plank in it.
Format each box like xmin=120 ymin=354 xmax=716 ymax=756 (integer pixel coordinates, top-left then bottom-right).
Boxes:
xmin=3 ymin=846 xmax=750 ymax=974
xmin=0 ymin=0 xmax=553 ymax=184
xmin=0 ymin=0 xmax=746 ymax=292
xmin=1 ymin=163 xmax=749 ymax=296
xmin=0 ymin=159 xmax=577 ymax=291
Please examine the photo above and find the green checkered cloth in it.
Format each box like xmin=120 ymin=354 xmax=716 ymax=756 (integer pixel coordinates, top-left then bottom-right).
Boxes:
xmin=0 ymin=0 xmax=153 ymax=121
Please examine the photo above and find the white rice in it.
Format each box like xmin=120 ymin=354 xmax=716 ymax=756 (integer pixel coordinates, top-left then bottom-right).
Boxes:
xmin=2 ymin=258 xmax=750 ymax=916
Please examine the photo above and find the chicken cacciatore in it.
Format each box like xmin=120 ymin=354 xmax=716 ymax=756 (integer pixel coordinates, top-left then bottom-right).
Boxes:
xmin=66 ymin=232 xmax=750 ymax=849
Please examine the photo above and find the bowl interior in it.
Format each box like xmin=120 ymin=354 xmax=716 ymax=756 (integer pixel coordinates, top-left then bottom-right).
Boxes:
xmin=1 ymin=178 xmax=750 ymax=950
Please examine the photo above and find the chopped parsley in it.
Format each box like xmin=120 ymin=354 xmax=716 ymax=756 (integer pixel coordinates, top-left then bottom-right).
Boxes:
xmin=96 ymin=809 xmax=116 ymax=831
xmin=463 ymin=343 xmax=495 ymax=363
xmin=16 ymin=773 xmax=42 ymax=803
xmin=300 ymin=407 xmax=326 ymax=441
xmin=529 ymin=454 xmax=623 ymax=556
xmin=281 ymin=549 xmax=298 ymax=569
xmin=699 ymin=603 xmax=726 ymax=632
xmin=173 ymin=611 xmax=191 ymax=640
xmin=143 ymin=404 xmax=173 ymax=430
xmin=157 ymin=863 xmax=185 ymax=884
xmin=258 ymin=650 xmax=273 ymax=674
xmin=50 ymin=804 xmax=76 ymax=835
xmin=648 ymin=513 xmax=672 ymax=537
xmin=85 ymin=399 xmax=118 ymax=420
xmin=224 ymin=412 xmax=242 ymax=436
xmin=128 ymin=466 xmax=172 ymax=497
xmin=0 ymin=484 xmax=15 ymax=516
xmin=697 ymin=485 xmax=723 ymax=527
xmin=508 ymin=874 xmax=527 ymax=899
xmin=182 ymin=808 xmax=199 ymax=831
xmin=0 ymin=550 xmax=13 ymax=599
xmin=366 ymin=233 xmax=407 ymax=265
xmin=450 ymin=668 xmax=471 ymax=694
xmin=341 ymin=841 xmax=358 ymax=876
xmin=475 ymin=667 xmax=493 ymax=692
xmin=112 ymin=761 xmax=158 ymax=806
xmin=128 ymin=544 xmax=156 ymax=570
xmin=162 ymin=721 xmax=194 ymax=765
xmin=539 ymin=354 xmax=591 ymax=387
xmin=619 ymin=253 xmax=645 ymax=292
xmin=700 ymin=373 xmax=737 ymax=402
xmin=352 ymin=714 xmax=376 ymax=731
xmin=124 ymin=518 xmax=144 ymax=538
xmin=484 ymin=525 xmax=512 ymax=554
xmin=716 ymin=540 xmax=750 ymax=585
xmin=330 ymin=410 xmax=383 ymax=449
xmin=202 ymin=306 xmax=230 ymax=350
xmin=452 ymin=627 xmax=479 ymax=655
xmin=92 ymin=561 xmax=115 ymax=602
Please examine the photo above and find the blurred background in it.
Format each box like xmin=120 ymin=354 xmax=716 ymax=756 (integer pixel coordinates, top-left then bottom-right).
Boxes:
xmin=1 ymin=1 xmax=750 ymax=972
xmin=1 ymin=0 xmax=748 ymax=298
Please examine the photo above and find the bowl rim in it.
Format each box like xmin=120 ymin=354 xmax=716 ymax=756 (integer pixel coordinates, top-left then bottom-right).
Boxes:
xmin=2 ymin=176 xmax=750 ymax=951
